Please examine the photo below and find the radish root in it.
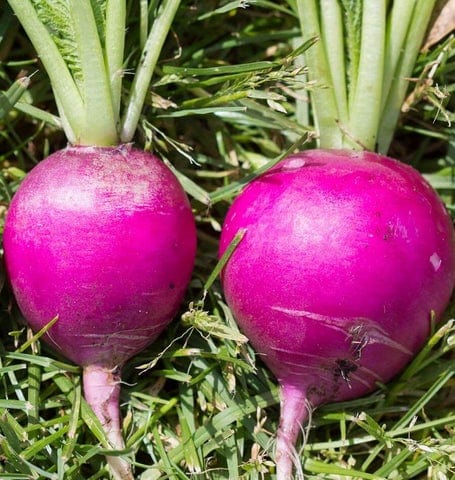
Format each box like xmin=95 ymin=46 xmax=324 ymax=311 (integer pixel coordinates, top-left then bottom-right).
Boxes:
xmin=275 ymin=384 xmax=312 ymax=480
xmin=83 ymin=365 xmax=133 ymax=480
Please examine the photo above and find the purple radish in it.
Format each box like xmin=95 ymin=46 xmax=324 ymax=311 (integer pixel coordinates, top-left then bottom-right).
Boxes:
xmin=4 ymin=145 xmax=196 ymax=479
xmin=4 ymin=1 xmax=191 ymax=477
xmin=219 ymin=149 xmax=455 ymax=479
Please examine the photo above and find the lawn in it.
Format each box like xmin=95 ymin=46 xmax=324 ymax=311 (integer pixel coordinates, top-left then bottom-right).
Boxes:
xmin=0 ymin=1 xmax=454 ymax=479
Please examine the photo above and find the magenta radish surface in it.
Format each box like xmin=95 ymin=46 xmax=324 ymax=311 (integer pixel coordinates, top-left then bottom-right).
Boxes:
xmin=219 ymin=149 xmax=455 ymax=479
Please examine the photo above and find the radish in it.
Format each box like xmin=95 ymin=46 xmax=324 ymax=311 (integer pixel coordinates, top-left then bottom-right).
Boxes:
xmin=219 ymin=149 xmax=455 ymax=478
xmin=4 ymin=2 xmax=195 ymax=479
xmin=218 ymin=2 xmax=455 ymax=478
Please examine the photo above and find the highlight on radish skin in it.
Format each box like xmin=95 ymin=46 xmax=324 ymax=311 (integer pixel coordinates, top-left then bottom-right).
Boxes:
xmin=219 ymin=149 xmax=455 ymax=479
xmin=4 ymin=145 xmax=197 ymax=479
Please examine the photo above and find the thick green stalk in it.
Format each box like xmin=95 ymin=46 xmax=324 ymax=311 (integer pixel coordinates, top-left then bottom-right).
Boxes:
xmin=320 ymin=0 xmax=348 ymax=127
xmin=105 ymin=0 xmax=127 ymax=127
xmin=292 ymin=40 xmax=310 ymax=130
xmin=7 ymin=0 xmax=85 ymax=144
xmin=7 ymin=0 xmax=120 ymax=146
xmin=69 ymin=0 xmax=118 ymax=145
xmin=341 ymin=0 xmax=362 ymax=101
xmin=294 ymin=0 xmax=438 ymax=153
xmin=381 ymin=0 xmax=417 ymax=111
xmin=54 ymin=94 xmax=77 ymax=142
xmin=347 ymin=0 xmax=386 ymax=150
xmin=120 ymin=0 xmax=181 ymax=143
xmin=377 ymin=0 xmax=437 ymax=153
xmin=139 ymin=0 xmax=149 ymax=50
xmin=295 ymin=0 xmax=342 ymax=148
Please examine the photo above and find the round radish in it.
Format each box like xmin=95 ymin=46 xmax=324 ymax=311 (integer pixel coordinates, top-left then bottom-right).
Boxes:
xmin=219 ymin=149 xmax=455 ymax=479
xmin=4 ymin=144 xmax=197 ymax=478
xmin=4 ymin=2 xmax=189 ymax=478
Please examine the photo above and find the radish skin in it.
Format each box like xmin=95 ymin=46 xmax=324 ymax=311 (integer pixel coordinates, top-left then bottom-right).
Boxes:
xmin=219 ymin=149 xmax=455 ymax=479
xmin=4 ymin=144 xmax=197 ymax=479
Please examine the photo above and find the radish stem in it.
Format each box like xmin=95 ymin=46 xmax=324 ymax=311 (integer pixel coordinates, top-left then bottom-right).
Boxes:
xmin=320 ymin=0 xmax=348 ymax=127
xmin=7 ymin=0 xmax=84 ymax=143
xmin=381 ymin=0 xmax=417 ymax=109
xmin=295 ymin=0 xmax=341 ymax=149
xmin=139 ymin=0 xmax=150 ymax=50
xmin=7 ymin=0 xmax=181 ymax=147
xmin=293 ymin=0 xmax=437 ymax=153
xmin=105 ymin=0 xmax=127 ymax=126
xmin=348 ymin=0 xmax=386 ymax=150
xmin=120 ymin=0 xmax=181 ymax=142
xmin=69 ymin=0 xmax=117 ymax=146
xmin=378 ymin=0 xmax=437 ymax=152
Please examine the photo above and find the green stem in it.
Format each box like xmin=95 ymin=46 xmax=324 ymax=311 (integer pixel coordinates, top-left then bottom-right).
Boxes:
xmin=377 ymin=0 xmax=437 ymax=153
xmin=291 ymin=37 xmax=310 ymax=129
xmin=62 ymin=375 xmax=82 ymax=463
xmin=381 ymin=0 xmax=418 ymax=110
xmin=7 ymin=0 xmax=85 ymax=143
xmin=295 ymin=0 xmax=342 ymax=148
xmin=69 ymin=0 xmax=117 ymax=145
xmin=54 ymin=94 xmax=76 ymax=142
xmin=348 ymin=0 xmax=386 ymax=150
xmin=120 ymin=0 xmax=181 ymax=143
xmin=105 ymin=0 xmax=127 ymax=127
xmin=294 ymin=0 xmax=437 ymax=153
xmin=320 ymin=0 xmax=348 ymax=127
xmin=139 ymin=0 xmax=149 ymax=50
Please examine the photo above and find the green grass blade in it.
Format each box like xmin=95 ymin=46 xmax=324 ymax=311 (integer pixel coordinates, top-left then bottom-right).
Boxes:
xmin=203 ymin=229 xmax=245 ymax=293
xmin=374 ymin=447 xmax=414 ymax=477
xmin=26 ymin=347 xmax=41 ymax=426
xmin=15 ymin=316 xmax=58 ymax=354
xmin=304 ymin=458 xmax=385 ymax=479
xmin=0 ymin=76 xmax=30 ymax=119
xmin=209 ymin=133 xmax=309 ymax=204
xmin=61 ymin=374 xmax=82 ymax=463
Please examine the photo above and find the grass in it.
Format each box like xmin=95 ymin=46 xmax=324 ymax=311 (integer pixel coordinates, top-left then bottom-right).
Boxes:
xmin=1 ymin=1 xmax=455 ymax=479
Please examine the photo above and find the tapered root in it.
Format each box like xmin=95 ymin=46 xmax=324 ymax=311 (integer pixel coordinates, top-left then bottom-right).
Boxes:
xmin=83 ymin=365 xmax=133 ymax=480
xmin=275 ymin=384 xmax=311 ymax=480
